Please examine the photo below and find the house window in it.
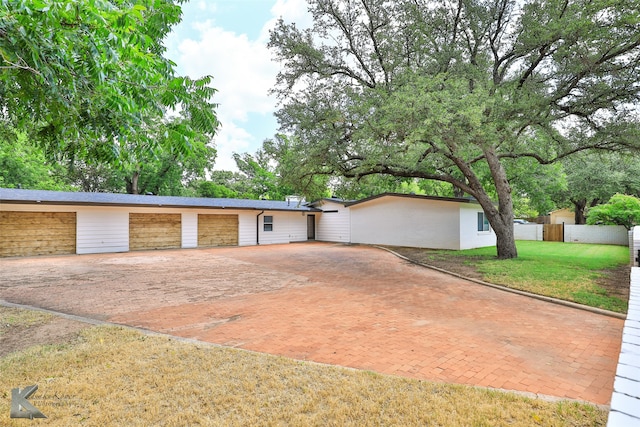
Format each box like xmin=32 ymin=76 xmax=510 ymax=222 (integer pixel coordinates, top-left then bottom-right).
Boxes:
xmin=264 ymin=215 xmax=273 ymax=232
xmin=477 ymin=212 xmax=490 ymax=232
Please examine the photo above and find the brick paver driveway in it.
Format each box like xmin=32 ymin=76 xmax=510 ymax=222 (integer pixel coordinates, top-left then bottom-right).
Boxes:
xmin=0 ymin=242 xmax=623 ymax=404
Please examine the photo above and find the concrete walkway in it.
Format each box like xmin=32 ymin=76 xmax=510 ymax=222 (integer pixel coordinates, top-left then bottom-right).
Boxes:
xmin=0 ymin=243 xmax=623 ymax=405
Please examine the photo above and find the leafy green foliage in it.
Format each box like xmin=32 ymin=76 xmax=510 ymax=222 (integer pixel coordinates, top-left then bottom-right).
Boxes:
xmin=557 ymin=153 xmax=640 ymax=223
xmin=260 ymin=134 xmax=330 ymax=201
xmin=197 ymin=181 xmax=238 ymax=198
xmin=507 ymin=160 xmax=567 ymax=218
xmin=587 ymin=194 xmax=640 ymax=230
xmin=269 ymin=0 xmax=640 ymax=258
xmin=0 ymin=127 xmax=71 ymax=190
xmin=0 ymin=0 xmax=218 ymax=167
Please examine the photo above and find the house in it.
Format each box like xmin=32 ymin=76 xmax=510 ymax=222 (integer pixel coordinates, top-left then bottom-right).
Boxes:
xmin=550 ymin=208 xmax=575 ymax=225
xmin=0 ymin=188 xmax=318 ymax=257
xmin=0 ymin=189 xmax=496 ymax=257
xmin=310 ymin=193 xmax=496 ymax=250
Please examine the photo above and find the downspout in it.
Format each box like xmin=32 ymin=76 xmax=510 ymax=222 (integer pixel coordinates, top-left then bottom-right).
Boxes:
xmin=256 ymin=210 xmax=264 ymax=245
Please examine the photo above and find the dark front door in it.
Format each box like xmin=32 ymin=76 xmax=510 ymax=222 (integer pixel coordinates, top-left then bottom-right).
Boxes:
xmin=307 ymin=214 xmax=316 ymax=240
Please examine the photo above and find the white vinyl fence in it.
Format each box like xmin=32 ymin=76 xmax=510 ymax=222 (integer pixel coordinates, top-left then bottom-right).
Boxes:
xmin=608 ymin=227 xmax=638 ymax=426
xmin=632 ymin=227 xmax=639 ymax=267
xmin=514 ymin=224 xmax=629 ymax=246
xmin=607 ymin=265 xmax=640 ymax=426
xmin=513 ymin=224 xmax=543 ymax=241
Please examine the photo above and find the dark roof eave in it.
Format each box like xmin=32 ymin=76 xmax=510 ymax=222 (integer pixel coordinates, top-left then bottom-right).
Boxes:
xmin=0 ymin=189 xmax=321 ymax=212
xmin=307 ymin=197 xmax=350 ymax=207
xmin=344 ymin=192 xmax=479 ymax=207
xmin=0 ymin=199 xmax=321 ymax=212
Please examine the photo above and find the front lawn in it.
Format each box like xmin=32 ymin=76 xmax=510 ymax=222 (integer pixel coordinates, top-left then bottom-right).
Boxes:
xmin=391 ymin=241 xmax=630 ymax=313
xmin=0 ymin=308 xmax=607 ymax=426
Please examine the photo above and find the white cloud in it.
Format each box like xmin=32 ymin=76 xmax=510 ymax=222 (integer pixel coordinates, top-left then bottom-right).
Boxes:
xmin=197 ymin=1 xmax=213 ymax=12
xmin=172 ymin=25 xmax=276 ymax=169
xmin=169 ymin=0 xmax=312 ymax=171
xmin=212 ymin=120 xmax=252 ymax=170
xmin=271 ymin=0 xmax=312 ymax=24
xmin=260 ymin=0 xmax=312 ymax=41
xmin=179 ymin=24 xmax=278 ymax=120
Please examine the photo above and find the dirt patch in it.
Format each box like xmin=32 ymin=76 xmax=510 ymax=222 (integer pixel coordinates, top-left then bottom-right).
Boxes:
xmin=385 ymin=247 xmax=487 ymax=280
xmin=596 ymin=265 xmax=631 ymax=302
xmin=0 ymin=310 xmax=89 ymax=357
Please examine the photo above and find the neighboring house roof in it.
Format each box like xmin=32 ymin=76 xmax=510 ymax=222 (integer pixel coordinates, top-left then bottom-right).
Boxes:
xmin=308 ymin=197 xmax=352 ymax=207
xmin=550 ymin=208 xmax=573 ymax=214
xmin=0 ymin=188 xmax=320 ymax=212
xmin=344 ymin=192 xmax=479 ymax=207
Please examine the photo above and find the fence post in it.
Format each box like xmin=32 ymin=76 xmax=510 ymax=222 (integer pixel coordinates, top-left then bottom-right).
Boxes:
xmin=632 ymin=227 xmax=640 ymax=267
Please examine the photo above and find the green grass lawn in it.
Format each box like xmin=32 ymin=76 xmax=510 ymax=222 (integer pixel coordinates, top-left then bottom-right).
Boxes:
xmin=402 ymin=241 xmax=630 ymax=313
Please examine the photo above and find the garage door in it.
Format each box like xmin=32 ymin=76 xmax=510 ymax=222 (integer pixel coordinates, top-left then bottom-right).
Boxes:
xmin=129 ymin=213 xmax=181 ymax=251
xmin=0 ymin=211 xmax=76 ymax=257
xmin=198 ymin=214 xmax=238 ymax=247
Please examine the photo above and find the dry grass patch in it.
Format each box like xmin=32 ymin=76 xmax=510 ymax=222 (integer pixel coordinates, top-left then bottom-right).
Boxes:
xmin=0 ymin=307 xmax=54 ymax=331
xmin=0 ymin=321 xmax=607 ymax=426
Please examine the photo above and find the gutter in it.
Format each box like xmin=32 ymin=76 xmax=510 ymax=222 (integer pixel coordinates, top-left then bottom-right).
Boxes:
xmin=256 ymin=210 xmax=264 ymax=245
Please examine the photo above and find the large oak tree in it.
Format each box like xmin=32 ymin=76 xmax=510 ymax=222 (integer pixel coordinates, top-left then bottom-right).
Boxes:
xmin=269 ymin=0 xmax=640 ymax=258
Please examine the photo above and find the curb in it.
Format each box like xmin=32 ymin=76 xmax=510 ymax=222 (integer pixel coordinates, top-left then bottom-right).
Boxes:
xmin=0 ymin=299 xmax=227 ymax=349
xmin=375 ymin=246 xmax=627 ymax=320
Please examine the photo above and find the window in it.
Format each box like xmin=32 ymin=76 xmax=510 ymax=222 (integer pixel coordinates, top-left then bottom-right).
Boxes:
xmin=477 ymin=212 xmax=490 ymax=232
xmin=263 ymin=215 xmax=273 ymax=232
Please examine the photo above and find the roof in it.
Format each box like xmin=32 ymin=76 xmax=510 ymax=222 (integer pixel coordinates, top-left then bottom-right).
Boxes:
xmin=0 ymin=188 xmax=320 ymax=212
xmin=344 ymin=192 xmax=479 ymax=207
xmin=550 ymin=208 xmax=573 ymax=214
xmin=308 ymin=197 xmax=351 ymax=207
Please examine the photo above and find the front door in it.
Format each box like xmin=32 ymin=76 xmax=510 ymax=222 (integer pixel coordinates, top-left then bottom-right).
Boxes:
xmin=307 ymin=214 xmax=316 ymax=240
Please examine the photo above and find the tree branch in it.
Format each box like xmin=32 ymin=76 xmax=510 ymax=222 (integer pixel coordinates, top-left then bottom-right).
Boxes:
xmin=0 ymin=54 xmax=43 ymax=76
xmin=322 ymin=1 xmax=378 ymax=87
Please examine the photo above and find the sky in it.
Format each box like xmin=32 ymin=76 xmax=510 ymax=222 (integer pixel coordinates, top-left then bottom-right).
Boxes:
xmin=165 ymin=0 xmax=313 ymax=171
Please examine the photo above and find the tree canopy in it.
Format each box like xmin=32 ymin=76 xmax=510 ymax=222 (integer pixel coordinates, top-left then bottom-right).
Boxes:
xmin=268 ymin=0 xmax=640 ymax=258
xmin=587 ymin=194 xmax=640 ymax=230
xmin=0 ymin=128 xmax=70 ymax=190
xmin=555 ymin=152 xmax=640 ymax=223
xmin=0 ymin=0 xmax=218 ymax=167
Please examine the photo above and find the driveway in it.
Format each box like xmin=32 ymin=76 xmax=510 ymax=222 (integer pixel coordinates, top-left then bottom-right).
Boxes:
xmin=0 ymin=242 xmax=623 ymax=404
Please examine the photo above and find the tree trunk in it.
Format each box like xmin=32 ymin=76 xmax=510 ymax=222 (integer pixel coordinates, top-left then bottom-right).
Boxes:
xmin=493 ymin=221 xmax=517 ymax=259
xmin=126 ymin=171 xmax=140 ymax=195
xmin=132 ymin=172 xmax=139 ymax=194
xmin=482 ymin=147 xmax=518 ymax=259
xmin=572 ymin=199 xmax=587 ymax=224
xmin=448 ymin=146 xmax=518 ymax=259
xmin=452 ymin=185 xmax=465 ymax=198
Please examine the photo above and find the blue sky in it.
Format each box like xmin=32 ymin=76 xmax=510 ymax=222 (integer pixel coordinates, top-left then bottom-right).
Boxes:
xmin=165 ymin=0 xmax=312 ymax=170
